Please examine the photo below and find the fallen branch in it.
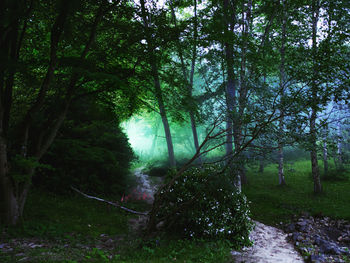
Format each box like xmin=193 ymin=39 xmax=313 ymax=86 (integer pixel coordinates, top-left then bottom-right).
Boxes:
xmin=71 ymin=186 xmax=148 ymax=216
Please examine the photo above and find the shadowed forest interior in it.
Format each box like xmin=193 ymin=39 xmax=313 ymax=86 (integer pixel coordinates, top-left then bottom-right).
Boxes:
xmin=0 ymin=0 xmax=350 ymax=262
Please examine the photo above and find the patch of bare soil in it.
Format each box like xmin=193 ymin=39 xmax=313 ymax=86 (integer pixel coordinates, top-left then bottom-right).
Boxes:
xmin=231 ymin=221 xmax=304 ymax=263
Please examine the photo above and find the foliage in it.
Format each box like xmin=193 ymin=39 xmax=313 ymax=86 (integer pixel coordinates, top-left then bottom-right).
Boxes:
xmin=35 ymin=98 xmax=135 ymax=195
xmin=153 ymin=165 xmax=253 ymax=247
xmin=10 ymin=155 xmax=52 ymax=184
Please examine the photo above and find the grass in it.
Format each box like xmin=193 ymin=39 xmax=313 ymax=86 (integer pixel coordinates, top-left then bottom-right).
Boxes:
xmin=117 ymin=238 xmax=233 ymax=262
xmin=0 ymin=190 xmax=233 ymax=263
xmin=2 ymin=159 xmax=350 ymax=262
xmin=7 ymin=191 xmax=133 ymax=239
xmin=243 ymin=159 xmax=350 ymax=225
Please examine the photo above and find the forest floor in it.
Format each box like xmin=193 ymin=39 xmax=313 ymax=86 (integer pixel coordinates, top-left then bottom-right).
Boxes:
xmin=127 ymin=168 xmax=305 ymax=263
xmin=1 ymin=160 xmax=350 ymax=262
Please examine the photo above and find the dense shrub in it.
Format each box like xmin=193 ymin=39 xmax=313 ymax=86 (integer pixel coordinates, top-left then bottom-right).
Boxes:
xmin=151 ymin=165 xmax=253 ymax=248
xmin=34 ymin=98 xmax=135 ymax=195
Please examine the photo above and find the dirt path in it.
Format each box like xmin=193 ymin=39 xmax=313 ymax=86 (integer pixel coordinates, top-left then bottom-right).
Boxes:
xmin=133 ymin=167 xmax=159 ymax=204
xmin=128 ymin=168 xmax=158 ymax=232
xmin=131 ymin=169 xmax=304 ymax=262
xmin=231 ymin=221 xmax=304 ymax=263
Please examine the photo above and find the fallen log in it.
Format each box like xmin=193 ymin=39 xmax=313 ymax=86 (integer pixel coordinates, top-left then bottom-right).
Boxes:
xmin=71 ymin=186 xmax=148 ymax=216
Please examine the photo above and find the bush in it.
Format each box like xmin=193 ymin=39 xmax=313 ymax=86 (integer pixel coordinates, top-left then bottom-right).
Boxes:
xmin=34 ymin=98 xmax=135 ymax=195
xmin=151 ymin=165 xmax=253 ymax=248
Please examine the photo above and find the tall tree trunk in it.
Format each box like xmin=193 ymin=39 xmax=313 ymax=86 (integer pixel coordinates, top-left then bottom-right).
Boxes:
xmin=235 ymin=0 xmax=252 ymax=186
xmin=169 ymin=0 xmax=202 ymax=165
xmin=322 ymin=124 xmax=328 ymax=175
xmin=0 ymin=135 xmax=19 ymax=225
xmin=310 ymin=115 xmax=321 ymax=193
xmin=223 ymin=0 xmax=241 ymax=191
xmin=278 ymin=0 xmax=286 ymax=186
xmin=0 ymin=0 xmax=32 ymax=225
xmin=336 ymin=120 xmax=343 ymax=169
xmin=187 ymin=0 xmax=201 ymax=165
xmin=310 ymin=0 xmax=322 ymax=193
xmin=140 ymin=0 xmax=176 ymax=167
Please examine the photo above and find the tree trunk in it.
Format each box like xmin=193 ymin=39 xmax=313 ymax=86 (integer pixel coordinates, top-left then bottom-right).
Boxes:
xmin=336 ymin=120 xmax=343 ymax=169
xmin=0 ymin=1 xmax=32 ymax=225
xmin=323 ymin=140 xmax=328 ymax=175
xmin=223 ymin=0 xmax=241 ymax=191
xmin=310 ymin=132 xmax=322 ymax=193
xmin=259 ymin=158 xmax=264 ymax=173
xmin=0 ymin=136 xmax=19 ymax=225
xmin=310 ymin=0 xmax=322 ymax=194
xmin=278 ymin=0 xmax=286 ymax=186
xmin=235 ymin=0 xmax=252 ymax=186
xmin=169 ymin=0 xmax=202 ymax=165
xmin=140 ymin=0 xmax=176 ymax=167
xmin=157 ymin=82 xmax=176 ymax=168
xmin=188 ymin=0 xmax=202 ymax=165
xmin=310 ymin=108 xmax=322 ymax=194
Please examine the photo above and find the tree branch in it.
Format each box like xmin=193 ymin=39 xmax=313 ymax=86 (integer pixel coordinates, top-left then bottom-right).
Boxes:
xmin=71 ymin=186 xmax=148 ymax=216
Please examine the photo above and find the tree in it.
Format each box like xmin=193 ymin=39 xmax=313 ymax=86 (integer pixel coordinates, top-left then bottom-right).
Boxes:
xmin=277 ymin=0 xmax=287 ymax=186
xmin=309 ymin=0 xmax=323 ymax=193
xmin=222 ymin=0 xmax=241 ymax=190
xmin=0 ymin=0 xmax=139 ymax=225
xmin=139 ymin=0 xmax=176 ymax=167
xmin=1 ymin=0 xmax=74 ymax=225
xmin=169 ymin=0 xmax=203 ymax=165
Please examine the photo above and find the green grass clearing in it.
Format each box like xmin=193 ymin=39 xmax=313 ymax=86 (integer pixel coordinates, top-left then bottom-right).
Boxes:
xmin=244 ymin=160 xmax=350 ymax=225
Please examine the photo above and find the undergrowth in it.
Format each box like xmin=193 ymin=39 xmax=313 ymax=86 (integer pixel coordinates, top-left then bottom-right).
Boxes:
xmin=0 ymin=190 xmax=234 ymax=263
